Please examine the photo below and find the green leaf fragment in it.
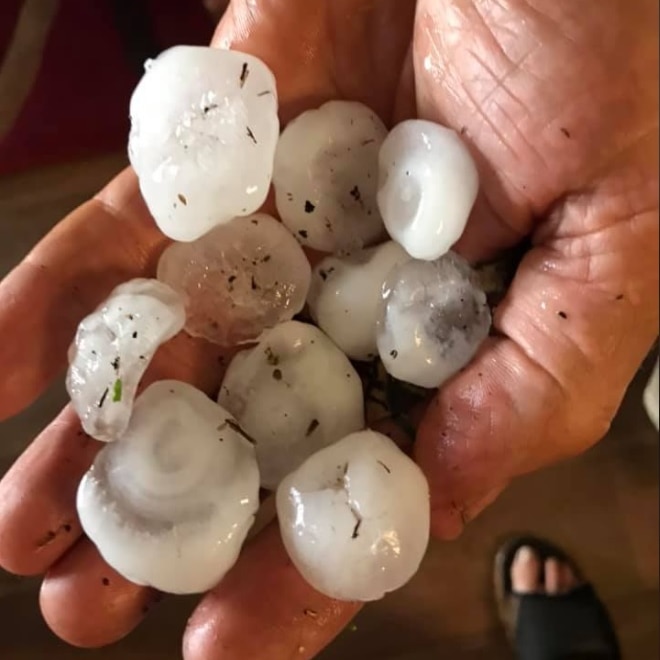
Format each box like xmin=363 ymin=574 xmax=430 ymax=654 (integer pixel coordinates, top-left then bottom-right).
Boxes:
xmin=112 ymin=378 xmax=123 ymax=402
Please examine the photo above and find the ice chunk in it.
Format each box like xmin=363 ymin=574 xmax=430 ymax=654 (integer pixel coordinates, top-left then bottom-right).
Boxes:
xmin=276 ymin=429 xmax=430 ymax=601
xmin=377 ymin=253 xmax=491 ymax=388
xmin=157 ymin=213 xmax=311 ymax=346
xmin=307 ymin=241 xmax=410 ymax=360
xmin=77 ymin=380 xmax=259 ymax=594
xmin=129 ymin=46 xmax=279 ymax=241
xmin=377 ymin=120 xmax=478 ymax=260
xmin=218 ymin=321 xmax=365 ymax=489
xmin=66 ymin=279 xmax=185 ymax=442
xmin=272 ymin=101 xmax=387 ymax=253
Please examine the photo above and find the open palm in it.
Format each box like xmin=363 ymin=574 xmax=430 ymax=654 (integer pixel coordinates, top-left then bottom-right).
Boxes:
xmin=0 ymin=1 xmax=656 ymax=658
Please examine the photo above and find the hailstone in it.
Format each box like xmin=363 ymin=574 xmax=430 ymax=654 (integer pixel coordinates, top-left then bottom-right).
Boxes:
xmin=377 ymin=120 xmax=478 ymax=261
xmin=157 ymin=214 xmax=311 ymax=346
xmin=66 ymin=279 xmax=185 ymax=442
xmin=129 ymin=46 xmax=279 ymax=241
xmin=377 ymin=252 xmax=491 ymax=388
xmin=272 ymin=101 xmax=387 ymax=253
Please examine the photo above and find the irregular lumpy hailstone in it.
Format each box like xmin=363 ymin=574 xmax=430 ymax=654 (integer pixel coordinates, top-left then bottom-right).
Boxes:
xmin=307 ymin=241 xmax=410 ymax=361
xmin=377 ymin=252 xmax=491 ymax=389
xmin=77 ymin=380 xmax=259 ymax=595
xmin=157 ymin=213 xmax=311 ymax=346
xmin=129 ymin=46 xmax=279 ymax=241
xmin=273 ymin=100 xmax=387 ymax=253
xmin=277 ymin=430 xmax=430 ymax=602
xmin=377 ymin=119 xmax=479 ymax=261
xmin=66 ymin=279 xmax=185 ymax=442
xmin=219 ymin=321 xmax=365 ymax=490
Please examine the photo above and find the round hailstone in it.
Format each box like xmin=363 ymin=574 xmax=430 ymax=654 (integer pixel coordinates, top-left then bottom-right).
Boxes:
xmin=376 ymin=252 xmax=491 ymax=388
xmin=128 ymin=46 xmax=279 ymax=242
xmin=77 ymin=380 xmax=259 ymax=595
xmin=218 ymin=321 xmax=365 ymax=490
xmin=377 ymin=119 xmax=479 ymax=261
xmin=157 ymin=213 xmax=311 ymax=346
xmin=66 ymin=279 xmax=185 ymax=442
xmin=307 ymin=241 xmax=410 ymax=361
xmin=276 ymin=429 xmax=430 ymax=602
xmin=272 ymin=100 xmax=387 ymax=253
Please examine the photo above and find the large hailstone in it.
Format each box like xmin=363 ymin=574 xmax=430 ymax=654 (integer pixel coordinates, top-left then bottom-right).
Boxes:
xmin=157 ymin=213 xmax=311 ymax=346
xmin=307 ymin=241 xmax=410 ymax=361
xmin=377 ymin=252 xmax=491 ymax=388
xmin=218 ymin=321 xmax=365 ymax=490
xmin=377 ymin=120 xmax=478 ymax=261
xmin=66 ymin=279 xmax=185 ymax=442
xmin=129 ymin=46 xmax=279 ymax=241
xmin=272 ymin=101 xmax=387 ymax=253
xmin=276 ymin=430 xmax=430 ymax=602
xmin=77 ymin=380 xmax=259 ymax=595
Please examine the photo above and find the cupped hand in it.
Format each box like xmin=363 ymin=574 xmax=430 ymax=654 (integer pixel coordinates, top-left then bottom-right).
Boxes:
xmin=0 ymin=1 xmax=657 ymax=658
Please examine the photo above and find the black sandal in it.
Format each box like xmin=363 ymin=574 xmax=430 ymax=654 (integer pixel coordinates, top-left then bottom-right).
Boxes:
xmin=494 ymin=536 xmax=621 ymax=660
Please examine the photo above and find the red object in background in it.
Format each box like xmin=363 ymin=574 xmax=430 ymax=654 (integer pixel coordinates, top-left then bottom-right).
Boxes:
xmin=0 ymin=0 xmax=214 ymax=176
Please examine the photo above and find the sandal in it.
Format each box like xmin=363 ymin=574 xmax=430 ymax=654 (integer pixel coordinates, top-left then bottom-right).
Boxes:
xmin=494 ymin=535 xmax=621 ymax=660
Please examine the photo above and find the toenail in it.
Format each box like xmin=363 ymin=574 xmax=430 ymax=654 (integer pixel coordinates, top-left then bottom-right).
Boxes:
xmin=513 ymin=545 xmax=536 ymax=565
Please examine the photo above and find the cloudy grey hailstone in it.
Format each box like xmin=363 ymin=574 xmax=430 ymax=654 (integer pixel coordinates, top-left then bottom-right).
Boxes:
xmin=377 ymin=119 xmax=479 ymax=261
xmin=276 ymin=430 xmax=430 ymax=602
xmin=128 ymin=46 xmax=279 ymax=241
xmin=76 ymin=380 xmax=260 ymax=595
xmin=218 ymin=321 xmax=365 ymax=490
xmin=272 ymin=100 xmax=387 ymax=253
xmin=66 ymin=279 xmax=185 ymax=442
xmin=307 ymin=241 xmax=410 ymax=361
xmin=157 ymin=213 xmax=311 ymax=346
xmin=377 ymin=252 xmax=491 ymax=388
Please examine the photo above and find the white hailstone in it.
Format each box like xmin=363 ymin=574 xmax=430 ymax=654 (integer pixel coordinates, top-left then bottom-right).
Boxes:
xmin=157 ymin=213 xmax=311 ymax=346
xmin=218 ymin=321 xmax=364 ymax=490
xmin=66 ymin=279 xmax=185 ymax=442
xmin=307 ymin=241 xmax=410 ymax=361
xmin=377 ymin=119 xmax=479 ymax=261
xmin=77 ymin=380 xmax=259 ymax=595
xmin=276 ymin=429 xmax=430 ymax=602
xmin=377 ymin=252 xmax=491 ymax=389
xmin=129 ymin=46 xmax=279 ymax=242
xmin=272 ymin=101 xmax=387 ymax=253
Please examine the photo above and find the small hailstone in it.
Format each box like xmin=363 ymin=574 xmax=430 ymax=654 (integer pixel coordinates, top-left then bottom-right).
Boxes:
xmin=66 ymin=279 xmax=185 ymax=442
xmin=377 ymin=120 xmax=478 ymax=261
xmin=218 ymin=321 xmax=364 ymax=490
xmin=307 ymin=241 xmax=410 ymax=361
xmin=272 ymin=101 xmax=387 ymax=253
xmin=377 ymin=252 xmax=491 ymax=388
xmin=129 ymin=46 xmax=279 ymax=241
xmin=157 ymin=213 xmax=311 ymax=346
xmin=77 ymin=380 xmax=259 ymax=595
xmin=276 ymin=430 xmax=430 ymax=602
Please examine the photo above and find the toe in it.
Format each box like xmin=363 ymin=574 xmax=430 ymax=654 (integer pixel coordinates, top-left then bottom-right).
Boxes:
xmin=558 ymin=560 xmax=580 ymax=593
xmin=544 ymin=557 xmax=562 ymax=594
xmin=511 ymin=545 xmax=540 ymax=594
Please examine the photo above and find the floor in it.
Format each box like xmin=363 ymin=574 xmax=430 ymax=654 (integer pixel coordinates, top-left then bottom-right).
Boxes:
xmin=0 ymin=155 xmax=657 ymax=659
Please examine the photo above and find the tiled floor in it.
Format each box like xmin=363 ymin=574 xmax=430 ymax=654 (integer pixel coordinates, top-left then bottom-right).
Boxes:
xmin=0 ymin=156 xmax=657 ymax=659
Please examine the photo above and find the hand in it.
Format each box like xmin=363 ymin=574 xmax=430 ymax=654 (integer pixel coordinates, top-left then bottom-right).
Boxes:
xmin=0 ymin=1 xmax=656 ymax=658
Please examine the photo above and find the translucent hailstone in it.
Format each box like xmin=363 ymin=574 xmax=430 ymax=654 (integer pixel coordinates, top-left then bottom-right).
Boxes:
xmin=377 ymin=120 xmax=479 ymax=261
xmin=157 ymin=213 xmax=311 ymax=346
xmin=276 ymin=429 xmax=430 ymax=602
xmin=377 ymin=252 xmax=491 ymax=389
xmin=307 ymin=241 xmax=410 ymax=361
xmin=129 ymin=46 xmax=279 ymax=241
xmin=66 ymin=279 xmax=185 ymax=442
xmin=218 ymin=321 xmax=365 ymax=490
xmin=77 ymin=380 xmax=259 ymax=595
xmin=272 ymin=101 xmax=387 ymax=253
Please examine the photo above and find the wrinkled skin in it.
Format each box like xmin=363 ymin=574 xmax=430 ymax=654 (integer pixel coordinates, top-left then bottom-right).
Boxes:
xmin=0 ymin=1 xmax=657 ymax=658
